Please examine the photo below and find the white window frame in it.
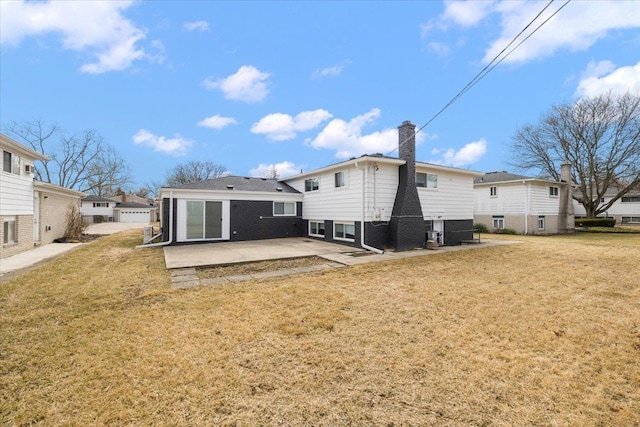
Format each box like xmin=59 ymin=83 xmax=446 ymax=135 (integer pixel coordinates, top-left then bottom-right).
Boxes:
xmin=273 ymin=201 xmax=296 ymax=216
xmin=490 ymin=186 xmax=498 ymax=197
xmin=621 ymin=216 xmax=640 ymax=224
xmin=3 ymin=151 xmax=20 ymax=175
xmin=416 ymin=172 xmax=437 ymax=188
xmin=621 ymin=196 xmax=640 ymax=203
xmin=549 ymin=186 xmax=559 ymax=197
xmin=334 ymin=171 xmax=347 ymax=188
xmin=305 ymin=177 xmax=319 ymax=192
xmin=3 ymin=217 xmax=17 ymax=245
xmin=309 ymin=220 xmax=325 ymax=237
xmin=492 ymin=216 xmax=504 ymax=229
xmin=334 ymin=222 xmax=355 ymax=242
xmin=538 ymin=215 xmax=545 ymax=230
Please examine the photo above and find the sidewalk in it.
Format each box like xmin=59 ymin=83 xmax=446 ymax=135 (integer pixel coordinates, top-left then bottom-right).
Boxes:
xmin=0 ymin=242 xmax=83 ymax=279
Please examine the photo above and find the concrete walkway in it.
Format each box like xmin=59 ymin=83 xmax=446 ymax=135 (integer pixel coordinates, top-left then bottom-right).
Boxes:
xmin=169 ymin=239 xmax=520 ymax=289
xmin=0 ymin=242 xmax=83 ymax=279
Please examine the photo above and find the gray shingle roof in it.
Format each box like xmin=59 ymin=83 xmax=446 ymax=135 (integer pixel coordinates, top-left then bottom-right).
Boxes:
xmin=168 ymin=176 xmax=300 ymax=194
xmin=474 ymin=171 xmax=533 ymax=184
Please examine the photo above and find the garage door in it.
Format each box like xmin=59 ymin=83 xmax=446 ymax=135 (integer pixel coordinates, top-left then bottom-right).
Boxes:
xmin=118 ymin=209 xmax=150 ymax=223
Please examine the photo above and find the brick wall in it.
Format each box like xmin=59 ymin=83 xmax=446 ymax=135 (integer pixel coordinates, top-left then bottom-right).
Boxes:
xmin=38 ymin=193 xmax=80 ymax=245
xmin=1 ymin=214 xmax=34 ymax=259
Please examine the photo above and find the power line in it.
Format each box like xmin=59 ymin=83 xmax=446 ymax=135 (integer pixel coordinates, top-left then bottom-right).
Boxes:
xmin=388 ymin=0 xmax=572 ymax=156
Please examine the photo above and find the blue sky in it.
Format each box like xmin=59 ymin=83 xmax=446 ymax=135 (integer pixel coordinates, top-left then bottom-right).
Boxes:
xmin=1 ymin=0 xmax=639 ymax=189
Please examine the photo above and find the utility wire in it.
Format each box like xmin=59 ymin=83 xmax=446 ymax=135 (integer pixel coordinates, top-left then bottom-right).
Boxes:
xmin=388 ymin=0 xmax=572 ymax=156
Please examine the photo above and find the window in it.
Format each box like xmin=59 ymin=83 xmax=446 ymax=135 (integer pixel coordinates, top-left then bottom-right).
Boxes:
xmin=621 ymin=216 xmax=640 ymax=224
xmin=186 ymin=200 xmax=222 ymax=240
xmin=273 ymin=202 xmax=296 ymax=216
xmin=3 ymin=217 xmax=16 ymax=245
xmin=2 ymin=151 xmax=20 ymax=175
xmin=93 ymin=202 xmax=109 ymax=208
xmin=538 ymin=215 xmax=545 ymax=230
xmin=621 ymin=196 xmax=640 ymax=203
xmin=490 ymin=186 xmax=498 ymax=197
xmin=549 ymin=186 xmax=559 ymax=197
xmin=492 ymin=216 xmax=504 ymax=229
xmin=334 ymin=171 xmax=346 ymax=188
xmin=334 ymin=222 xmax=355 ymax=241
xmin=305 ymin=177 xmax=319 ymax=192
xmin=416 ymin=172 xmax=437 ymax=188
xmin=309 ymin=221 xmax=325 ymax=237
xmin=600 ymin=197 xmax=606 ymax=204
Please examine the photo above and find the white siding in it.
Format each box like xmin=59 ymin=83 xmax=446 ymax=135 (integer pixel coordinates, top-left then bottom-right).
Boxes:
xmin=574 ymin=197 xmax=640 ymax=217
xmin=0 ymin=169 xmax=35 ymax=215
xmin=529 ymin=183 xmax=560 ymax=215
xmin=80 ymin=201 xmax=115 ymax=217
xmin=474 ymin=183 xmax=526 ymax=215
xmin=286 ymin=161 xmax=399 ymax=222
xmin=419 ymin=167 xmax=474 ymax=220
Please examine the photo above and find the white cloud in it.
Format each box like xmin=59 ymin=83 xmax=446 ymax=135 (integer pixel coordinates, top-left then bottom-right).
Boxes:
xmin=248 ymin=161 xmax=303 ymax=179
xmin=481 ymin=1 xmax=640 ymax=65
xmin=428 ymin=41 xmax=452 ymax=57
xmin=423 ymin=1 xmax=640 ymax=66
xmin=307 ymin=109 xmax=401 ymax=159
xmin=0 ymin=0 xmax=150 ymax=73
xmin=575 ymin=61 xmax=640 ymax=98
xmin=184 ymin=21 xmax=210 ymax=32
xmin=251 ymin=109 xmax=332 ymax=141
xmin=132 ymin=129 xmax=192 ymax=156
xmin=431 ymin=138 xmax=487 ymax=167
xmin=202 ymin=65 xmax=271 ymax=103
xmin=197 ymin=115 xmax=238 ymax=130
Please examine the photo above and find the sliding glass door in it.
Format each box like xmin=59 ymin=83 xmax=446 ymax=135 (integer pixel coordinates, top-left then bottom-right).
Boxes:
xmin=186 ymin=200 xmax=222 ymax=240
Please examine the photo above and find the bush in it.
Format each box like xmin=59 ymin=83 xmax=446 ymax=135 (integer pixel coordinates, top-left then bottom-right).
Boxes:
xmin=474 ymin=223 xmax=489 ymax=233
xmin=575 ymin=218 xmax=616 ymax=228
xmin=495 ymin=228 xmax=518 ymax=235
xmin=65 ymin=204 xmax=88 ymax=241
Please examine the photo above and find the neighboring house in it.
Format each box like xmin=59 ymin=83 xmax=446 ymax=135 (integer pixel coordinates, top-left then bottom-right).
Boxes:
xmin=473 ymin=168 xmax=574 ymax=235
xmin=80 ymin=195 xmax=117 ymax=223
xmin=82 ymin=194 xmax=156 ymax=223
xmin=158 ymin=121 xmax=482 ymax=251
xmin=1 ymin=133 xmax=84 ymax=259
xmin=573 ymin=187 xmax=640 ymax=225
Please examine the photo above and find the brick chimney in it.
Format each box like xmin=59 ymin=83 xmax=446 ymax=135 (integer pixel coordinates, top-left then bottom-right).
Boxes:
xmin=390 ymin=121 xmax=425 ymax=250
xmin=558 ymin=162 xmax=575 ymax=234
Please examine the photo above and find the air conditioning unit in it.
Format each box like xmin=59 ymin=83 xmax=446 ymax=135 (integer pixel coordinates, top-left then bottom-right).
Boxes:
xmin=25 ymin=164 xmax=34 ymax=174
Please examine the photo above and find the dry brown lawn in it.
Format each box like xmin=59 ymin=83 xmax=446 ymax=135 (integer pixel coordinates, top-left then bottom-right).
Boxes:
xmin=1 ymin=231 xmax=639 ymax=426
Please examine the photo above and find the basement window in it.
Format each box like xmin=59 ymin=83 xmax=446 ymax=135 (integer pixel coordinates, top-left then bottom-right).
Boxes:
xmin=621 ymin=216 xmax=640 ymax=224
xmin=309 ymin=221 xmax=325 ymax=237
xmin=492 ymin=216 xmax=504 ymax=230
xmin=273 ymin=202 xmax=296 ymax=216
xmin=334 ymin=222 xmax=355 ymax=242
xmin=538 ymin=216 xmax=545 ymax=230
xmin=3 ymin=217 xmax=16 ymax=245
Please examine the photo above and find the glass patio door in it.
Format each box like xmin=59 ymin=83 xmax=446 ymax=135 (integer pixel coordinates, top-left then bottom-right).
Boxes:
xmin=186 ymin=201 xmax=222 ymax=240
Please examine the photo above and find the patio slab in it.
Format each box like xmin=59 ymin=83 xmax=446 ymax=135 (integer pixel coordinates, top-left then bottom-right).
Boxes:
xmin=163 ymin=237 xmax=364 ymax=269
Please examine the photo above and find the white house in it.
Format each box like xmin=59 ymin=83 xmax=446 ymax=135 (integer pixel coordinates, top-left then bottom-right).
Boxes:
xmin=573 ymin=187 xmax=640 ymax=225
xmin=80 ymin=195 xmax=117 ymax=223
xmin=473 ymin=168 xmax=574 ymax=235
xmin=157 ymin=121 xmax=482 ymax=251
xmin=1 ymin=134 xmax=84 ymax=259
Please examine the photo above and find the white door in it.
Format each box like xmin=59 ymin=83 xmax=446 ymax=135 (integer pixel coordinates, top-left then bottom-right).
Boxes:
xmin=34 ymin=192 xmax=40 ymax=242
xmin=433 ymin=220 xmax=444 ymax=245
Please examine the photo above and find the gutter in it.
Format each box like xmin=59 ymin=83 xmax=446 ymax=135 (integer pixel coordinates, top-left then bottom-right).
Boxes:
xmin=354 ymin=161 xmax=384 ymax=254
xmin=136 ymin=190 xmax=173 ymax=248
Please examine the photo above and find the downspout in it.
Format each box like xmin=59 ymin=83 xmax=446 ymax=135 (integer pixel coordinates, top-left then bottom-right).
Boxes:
xmin=354 ymin=161 xmax=384 ymax=254
xmin=136 ymin=190 xmax=173 ymax=248
xmin=524 ymin=181 xmax=529 ymax=235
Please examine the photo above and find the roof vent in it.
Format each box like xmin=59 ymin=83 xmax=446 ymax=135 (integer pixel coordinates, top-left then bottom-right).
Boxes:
xmin=244 ymin=177 xmax=250 ymax=180
xmin=226 ymin=185 xmax=234 ymax=189
xmin=261 ymin=178 xmax=267 ymax=181
xmin=276 ymin=187 xmax=283 ymax=192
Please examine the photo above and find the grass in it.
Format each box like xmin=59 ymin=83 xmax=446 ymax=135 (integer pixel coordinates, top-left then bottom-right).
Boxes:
xmin=1 ymin=230 xmax=639 ymax=425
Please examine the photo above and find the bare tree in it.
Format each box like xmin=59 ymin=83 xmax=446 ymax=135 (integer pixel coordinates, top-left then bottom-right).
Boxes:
xmin=511 ymin=92 xmax=640 ymax=218
xmin=6 ymin=119 xmax=132 ymax=195
xmin=164 ymin=160 xmax=227 ymax=187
